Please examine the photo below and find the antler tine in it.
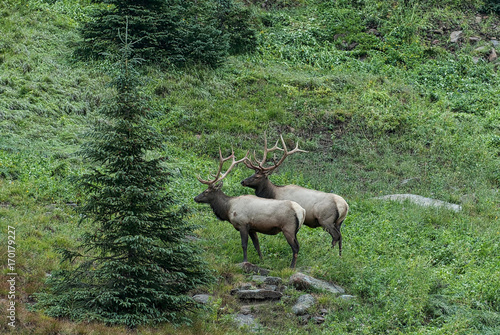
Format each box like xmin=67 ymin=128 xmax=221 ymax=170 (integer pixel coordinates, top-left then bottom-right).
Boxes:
xmin=197 ymin=175 xmax=214 ymax=185
xmin=249 ymin=132 xmax=284 ymax=170
xmin=280 ymin=134 xmax=308 ymax=156
xmin=198 ymin=149 xmax=249 ymax=186
xmin=269 ymin=134 xmax=308 ymax=171
xmin=218 ymin=150 xmax=249 ymax=182
xmin=244 ymin=150 xmax=260 ymax=170
xmin=197 ymin=148 xmax=235 ymax=185
xmin=244 ymin=133 xmax=306 ymax=174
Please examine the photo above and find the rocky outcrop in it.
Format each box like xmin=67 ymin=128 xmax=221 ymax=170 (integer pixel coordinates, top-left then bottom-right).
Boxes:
xmin=234 ymin=289 xmax=283 ymax=301
xmin=374 ymin=194 xmax=462 ymax=212
xmin=199 ymin=264 xmax=351 ymax=330
xmin=289 ymin=272 xmax=345 ymax=295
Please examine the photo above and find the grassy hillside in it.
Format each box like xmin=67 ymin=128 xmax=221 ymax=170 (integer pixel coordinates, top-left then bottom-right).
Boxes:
xmin=1 ymin=0 xmax=499 ymax=334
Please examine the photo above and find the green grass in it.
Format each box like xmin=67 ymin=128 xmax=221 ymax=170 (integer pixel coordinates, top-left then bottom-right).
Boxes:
xmin=1 ymin=0 xmax=499 ymax=333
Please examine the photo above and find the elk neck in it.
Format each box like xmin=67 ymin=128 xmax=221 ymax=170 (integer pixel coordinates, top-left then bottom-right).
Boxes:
xmin=209 ymin=190 xmax=232 ymax=221
xmin=254 ymin=177 xmax=278 ymax=199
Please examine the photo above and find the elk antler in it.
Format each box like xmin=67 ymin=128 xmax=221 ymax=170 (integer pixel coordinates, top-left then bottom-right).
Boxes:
xmin=244 ymin=134 xmax=307 ymax=174
xmin=197 ymin=149 xmax=249 ymax=186
xmin=244 ymin=132 xmax=283 ymax=172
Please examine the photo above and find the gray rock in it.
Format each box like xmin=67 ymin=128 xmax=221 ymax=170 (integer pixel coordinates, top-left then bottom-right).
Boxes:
xmin=289 ymin=272 xmax=345 ymax=295
xmin=450 ymin=31 xmax=463 ymax=43
xmin=339 ymin=294 xmax=356 ymax=300
xmin=235 ymin=289 xmax=283 ymax=300
xmin=252 ymin=275 xmax=267 ymax=283
xmin=264 ymin=276 xmax=282 ymax=286
xmin=238 ymin=262 xmax=270 ymax=275
xmin=251 ymin=275 xmax=282 ymax=286
xmin=374 ymin=194 xmax=462 ymax=212
xmin=192 ymin=294 xmax=212 ymax=304
xmin=292 ymin=294 xmax=316 ymax=315
xmin=263 ymin=285 xmax=278 ymax=291
xmin=230 ymin=284 xmax=255 ymax=296
xmin=492 ymin=39 xmax=499 ymax=47
xmin=234 ymin=313 xmax=260 ymax=331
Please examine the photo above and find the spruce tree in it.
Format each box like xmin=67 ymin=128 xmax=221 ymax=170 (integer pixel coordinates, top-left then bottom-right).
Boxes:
xmin=216 ymin=0 xmax=258 ymax=55
xmin=77 ymin=0 xmax=228 ymax=67
xmin=35 ymin=33 xmax=213 ymax=328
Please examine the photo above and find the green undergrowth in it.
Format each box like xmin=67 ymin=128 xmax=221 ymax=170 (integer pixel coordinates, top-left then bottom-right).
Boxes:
xmin=1 ymin=0 xmax=499 ymax=334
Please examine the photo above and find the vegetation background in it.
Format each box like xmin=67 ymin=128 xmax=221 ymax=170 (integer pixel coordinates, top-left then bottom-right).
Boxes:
xmin=0 ymin=0 xmax=499 ymax=334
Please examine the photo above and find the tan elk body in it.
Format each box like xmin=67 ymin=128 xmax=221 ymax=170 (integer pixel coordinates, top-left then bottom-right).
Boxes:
xmin=242 ymin=135 xmax=349 ymax=256
xmin=194 ymin=150 xmax=306 ymax=268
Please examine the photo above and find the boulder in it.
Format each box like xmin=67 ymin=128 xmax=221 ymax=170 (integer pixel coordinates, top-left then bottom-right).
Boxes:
xmin=374 ymin=194 xmax=461 ymax=212
xmin=289 ymin=272 xmax=345 ymax=295
xmin=235 ymin=289 xmax=283 ymax=301
xmin=192 ymin=294 xmax=212 ymax=304
xmin=252 ymin=275 xmax=282 ymax=286
xmin=292 ymin=294 xmax=316 ymax=315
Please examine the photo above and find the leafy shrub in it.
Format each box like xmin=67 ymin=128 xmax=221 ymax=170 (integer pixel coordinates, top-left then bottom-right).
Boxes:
xmin=320 ymin=8 xmax=365 ymax=42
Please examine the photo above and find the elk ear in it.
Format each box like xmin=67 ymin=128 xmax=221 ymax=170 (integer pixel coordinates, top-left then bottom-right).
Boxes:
xmin=214 ymin=181 xmax=224 ymax=190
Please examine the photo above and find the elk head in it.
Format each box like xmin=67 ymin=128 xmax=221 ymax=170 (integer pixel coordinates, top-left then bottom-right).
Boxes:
xmin=195 ymin=149 xmax=248 ymax=203
xmin=241 ymin=134 xmax=307 ymax=188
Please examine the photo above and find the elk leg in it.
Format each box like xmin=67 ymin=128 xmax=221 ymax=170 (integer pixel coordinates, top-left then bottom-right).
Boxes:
xmin=338 ymin=234 xmax=342 ymax=257
xmin=249 ymin=231 xmax=263 ymax=260
xmin=323 ymin=217 xmax=344 ymax=257
xmin=336 ymin=220 xmax=344 ymax=257
xmin=282 ymin=231 xmax=300 ymax=268
xmin=239 ymin=229 xmax=249 ymax=263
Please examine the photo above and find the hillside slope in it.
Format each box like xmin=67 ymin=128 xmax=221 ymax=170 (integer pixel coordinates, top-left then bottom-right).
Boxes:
xmin=1 ymin=0 xmax=499 ymax=334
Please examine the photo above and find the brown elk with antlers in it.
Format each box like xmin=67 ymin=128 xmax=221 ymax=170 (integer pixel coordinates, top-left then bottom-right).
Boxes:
xmin=194 ymin=150 xmax=306 ymax=268
xmin=241 ymin=134 xmax=349 ymax=256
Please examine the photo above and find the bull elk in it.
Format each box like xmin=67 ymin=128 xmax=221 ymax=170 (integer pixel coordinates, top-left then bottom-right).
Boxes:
xmin=241 ymin=134 xmax=349 ymax=256
xmin=194 ymin=149 xmax=306 ymax=268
